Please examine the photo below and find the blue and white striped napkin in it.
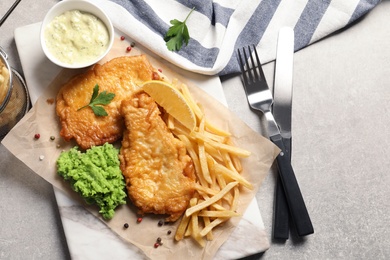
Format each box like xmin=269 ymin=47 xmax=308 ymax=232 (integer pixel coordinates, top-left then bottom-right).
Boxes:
xmin=101 ymin=0 xmax=381 ymax=76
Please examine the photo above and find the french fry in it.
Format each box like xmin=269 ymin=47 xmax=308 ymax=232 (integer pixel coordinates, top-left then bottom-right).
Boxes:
xmin=166 ymin=114 xmax=175 ymax=130
xmin=194 ymin=183 xmax=217 ymax=196
xmin=198 ymin=210 xmax=241 ymax=218
xmin=175 ymin=197 xmax=197 ymax=241
xmin=190 ymin=203 xmax=206 ymax=247
xmin=230 ymin=153 xmax=243 ymax=173
xmin=175 ymin=211 xmax=191 ymax=241
xmin=198 ymin=141 xmax=213 ymax=184
xmin=171 ymin=122 xmax=191 ymax=136
xmin=163 ymin=80 xmax=253 ymax=245
xmin=180 ymin=83 xmax=203 ymax=120
xmin=231 ymin=186 xmax=240 ymax=211
xmin=180 ymin=82 xmax=231 ymax=137
xmin=177 ymin=134 xmax=209 ymax=187
xmin=200 ymin=217 xmax=228 ymax=237
xmin=226 ymin=138 xmax=243 ymax=172
xmin=198 ymin=115 xmax=212 ymax=184
xmin=204 ymin=142 xmax=223 ymax=162
xmin=198 ymin=141 xmax=211 ymax=183
xmin=191 ymin=131 xmax=251 ymax=158
xmin=204 ymin=121 xmax=231 ymax=137
xmin=185 ymin=181 xmax=238 ymax=217
xmin=209 ymin=202 xmax=229 ymax=211
xmin=203 ymin=216 xmax=214 ymax=241
xmin=203 ymin=131 xmax=228 ymax=143
xmin=184 ymin=221 xmax=192 ymax=237
xmin=215 ymin=172 xmax=234 ymax=204
xmin=213 ymin=164 xmax=253 ymax=190
xmin=206 ymin=154 xmax=221 ymax=192
xmin=221 ymin=150 xmax=236 ymax=172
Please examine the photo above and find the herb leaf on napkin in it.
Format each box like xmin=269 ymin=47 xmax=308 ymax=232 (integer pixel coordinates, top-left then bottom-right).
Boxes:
xmin=164 ymin=7 xmax=195 ymax=51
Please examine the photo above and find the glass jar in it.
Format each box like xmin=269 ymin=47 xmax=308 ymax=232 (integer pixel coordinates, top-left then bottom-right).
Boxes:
xmin=0 ymin=46 xmax=30 ymax=139
xmin=0 ymin=47 xmax=12 ymax=112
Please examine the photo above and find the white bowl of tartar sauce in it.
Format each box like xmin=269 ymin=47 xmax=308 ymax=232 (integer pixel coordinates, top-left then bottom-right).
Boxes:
xmin=40 ymin=0 xmax=114 ymax=69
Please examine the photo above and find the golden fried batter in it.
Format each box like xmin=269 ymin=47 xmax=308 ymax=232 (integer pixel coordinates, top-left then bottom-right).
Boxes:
xmin=56 ymin=55 xmax=158 ymax=150
xmin=119 ymin=92 xmax=195 ymax=222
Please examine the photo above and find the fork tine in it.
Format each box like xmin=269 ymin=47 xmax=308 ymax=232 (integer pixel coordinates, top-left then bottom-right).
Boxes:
xmin=243 ymin=46 xmax=255 ymax=84
xmin=238 ymin=45 xmax=265 ymax=85
xmin=252 ymin=45 xmax=266 ymax=81
xmin=238 ymin=48 xmax=250 ymax=85
xmin=247 ymin=45 xmax=259 ymax=82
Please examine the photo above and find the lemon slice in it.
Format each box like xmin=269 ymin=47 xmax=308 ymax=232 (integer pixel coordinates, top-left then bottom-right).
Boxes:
xmin=142 ymin=80 xmax=196 ymax=131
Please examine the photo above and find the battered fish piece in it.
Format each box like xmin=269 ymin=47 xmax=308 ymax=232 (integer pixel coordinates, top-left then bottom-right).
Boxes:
xmin=56 ymin=55 xmax=158 ymax=150
xmin=119 ymin=92 xmax=195 ymax=222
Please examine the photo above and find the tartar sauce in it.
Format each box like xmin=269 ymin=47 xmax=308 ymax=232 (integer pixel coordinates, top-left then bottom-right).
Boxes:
xmin=44 ymin=10 xmax=110 ymax=65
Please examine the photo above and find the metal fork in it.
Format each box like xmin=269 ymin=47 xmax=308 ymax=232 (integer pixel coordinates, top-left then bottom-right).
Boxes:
xmin=237 ymin=45 xmax=314 ymax=237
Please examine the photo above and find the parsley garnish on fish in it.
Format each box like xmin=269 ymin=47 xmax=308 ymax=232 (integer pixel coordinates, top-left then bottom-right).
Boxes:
xmin=164 ymin=7 xmax=195 ymax=51
xmin=78 ymin=84 xmax=115 ymax=116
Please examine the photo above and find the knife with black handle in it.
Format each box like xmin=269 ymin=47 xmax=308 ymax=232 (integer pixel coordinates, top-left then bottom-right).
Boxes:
xmin=272 ymin=27 xmax=313 ymax=238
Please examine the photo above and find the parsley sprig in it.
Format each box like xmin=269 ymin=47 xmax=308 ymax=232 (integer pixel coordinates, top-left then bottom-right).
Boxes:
xmin=78 ymin=84 xmax=115 ymax=116
xmin=164 ymin=7 xmax=195 ymax=51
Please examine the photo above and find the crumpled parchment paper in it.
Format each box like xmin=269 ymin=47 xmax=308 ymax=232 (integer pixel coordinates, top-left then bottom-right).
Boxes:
xmin=2 ymin=40 xmax=279 ymax=260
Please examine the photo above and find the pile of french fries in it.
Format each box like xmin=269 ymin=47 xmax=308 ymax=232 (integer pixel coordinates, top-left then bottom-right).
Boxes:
xmin=166 ymin=79 xmax=253 ymax=247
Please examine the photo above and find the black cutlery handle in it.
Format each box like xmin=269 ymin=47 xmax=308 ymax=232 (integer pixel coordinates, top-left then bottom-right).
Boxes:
xmin=270 ymin=135 xmax=314 ymax=237
xmin=273 ymin=137 xmax=292 ymax=240
xmin=273 ymin=176 xmax=290 ymax=239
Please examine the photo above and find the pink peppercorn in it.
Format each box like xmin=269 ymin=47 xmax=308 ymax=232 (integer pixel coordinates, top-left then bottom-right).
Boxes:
xmin=120 ymin=36 xmax=125 ymax=41
xmin=126 ymin=46 xmax=132 ymax=52
xmin=34 ymin=133 xmax=40 ymax=139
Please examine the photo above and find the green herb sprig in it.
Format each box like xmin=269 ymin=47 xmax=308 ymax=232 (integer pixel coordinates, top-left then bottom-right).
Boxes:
xmin=164 ymin=7 xmax=195 ymax=51
xmin=78 ymin=84 xmax=115 ymax=116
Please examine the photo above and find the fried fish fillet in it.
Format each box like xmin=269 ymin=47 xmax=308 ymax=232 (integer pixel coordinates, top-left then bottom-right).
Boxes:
xmin=56 ymin=55 xmax=158 ymax=150
xmin=119 ymin=92 xmax=196 ymax=222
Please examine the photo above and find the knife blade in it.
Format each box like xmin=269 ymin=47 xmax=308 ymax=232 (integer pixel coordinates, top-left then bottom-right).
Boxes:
xmin=272 ymin=27 xmax=294 ymax=239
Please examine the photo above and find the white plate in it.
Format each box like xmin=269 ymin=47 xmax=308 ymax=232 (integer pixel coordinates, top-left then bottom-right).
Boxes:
xmin=15 ymin=21 xmax=269 ymax=259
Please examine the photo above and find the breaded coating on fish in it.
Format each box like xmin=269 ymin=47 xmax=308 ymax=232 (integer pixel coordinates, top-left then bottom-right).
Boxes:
xmin=119 ymin=92 xmax=195 ymax=222
xmin=56 ymin=55 xmax=158 ymax=150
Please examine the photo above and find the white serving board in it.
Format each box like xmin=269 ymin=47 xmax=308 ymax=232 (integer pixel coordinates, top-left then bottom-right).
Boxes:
xmin=14 ymin=21 xmax=269 ymax=259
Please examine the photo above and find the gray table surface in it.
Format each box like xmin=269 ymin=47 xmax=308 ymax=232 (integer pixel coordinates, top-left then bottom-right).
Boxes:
xmin=2 ymin=0 xmax=390 ymax=259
